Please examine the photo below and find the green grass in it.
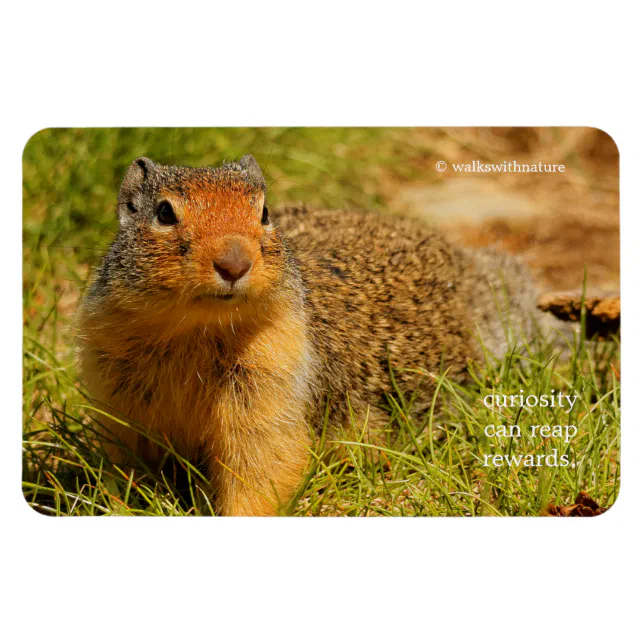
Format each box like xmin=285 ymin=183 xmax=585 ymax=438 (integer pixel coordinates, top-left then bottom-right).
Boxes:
xmin=22 ymin=128 xmax=620 ymax=516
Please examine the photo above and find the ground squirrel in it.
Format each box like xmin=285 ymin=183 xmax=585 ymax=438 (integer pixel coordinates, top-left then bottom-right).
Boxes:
xmin=77 ymin=155 xmax=554 ymax=516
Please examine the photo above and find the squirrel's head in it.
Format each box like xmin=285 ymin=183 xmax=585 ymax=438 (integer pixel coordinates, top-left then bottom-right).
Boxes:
xmin=108 ymin=155 xmax=296 ymax=327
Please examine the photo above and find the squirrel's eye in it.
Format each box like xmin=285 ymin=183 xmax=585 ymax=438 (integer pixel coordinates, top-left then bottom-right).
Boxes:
xmin=261 ymin=205 xmax=269 ymax=225
xmin=156 ymin=201 xmax=177 ymax=225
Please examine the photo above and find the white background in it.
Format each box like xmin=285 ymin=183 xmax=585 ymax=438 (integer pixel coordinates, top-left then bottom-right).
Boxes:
xmin=3 ymin=2 xmax=642 ymax=642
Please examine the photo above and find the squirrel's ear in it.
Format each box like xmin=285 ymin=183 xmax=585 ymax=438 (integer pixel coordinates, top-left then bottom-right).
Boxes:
xmin=118 ymin=157 xmax=157 ymax=221
xmin=239 ymin=154 xmax=266 ymax=191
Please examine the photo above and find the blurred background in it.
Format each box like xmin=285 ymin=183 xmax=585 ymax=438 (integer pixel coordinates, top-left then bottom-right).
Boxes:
xmin=23 ymin=127 xmax=619 ymax=368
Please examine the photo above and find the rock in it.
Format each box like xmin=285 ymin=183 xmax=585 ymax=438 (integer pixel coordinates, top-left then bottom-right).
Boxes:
xmin=538 ymin=292 xmax=620 ymax=339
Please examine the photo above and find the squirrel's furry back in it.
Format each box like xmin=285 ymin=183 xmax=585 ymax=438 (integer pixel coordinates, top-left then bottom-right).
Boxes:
xmin=272 ymin=206 xmax=550 ymax=426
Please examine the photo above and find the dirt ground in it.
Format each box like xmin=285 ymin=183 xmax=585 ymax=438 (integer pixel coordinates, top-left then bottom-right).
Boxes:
xmin=385 ymin=127 xmax=619 ymax=293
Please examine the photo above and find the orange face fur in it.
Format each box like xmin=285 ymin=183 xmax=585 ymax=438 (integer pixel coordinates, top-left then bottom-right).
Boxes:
xmin=151 ymin=182 xmax=267 ymax=296
xmin=101 ymin=157 xmax=292 ymax=331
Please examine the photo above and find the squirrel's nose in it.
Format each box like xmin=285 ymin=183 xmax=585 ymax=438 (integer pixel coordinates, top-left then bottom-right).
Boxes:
xmin=213 ymin=247 xmax=252 ymax=286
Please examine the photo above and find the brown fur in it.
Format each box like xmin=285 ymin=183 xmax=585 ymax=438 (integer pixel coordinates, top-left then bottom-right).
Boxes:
xmin=77 ymin=157 xmax=551 ymax=516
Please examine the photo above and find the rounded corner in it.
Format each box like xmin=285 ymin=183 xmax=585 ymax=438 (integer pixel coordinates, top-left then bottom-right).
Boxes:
xmin=22 ymin=127 xmax=56 ymax=162
xmin=584 ymin=126 xmax=620 ymax=158
xmin=20 ymin=484 xmax=56 ymax=518
xmin=594 ymin=484 xmax=621 ymax=518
